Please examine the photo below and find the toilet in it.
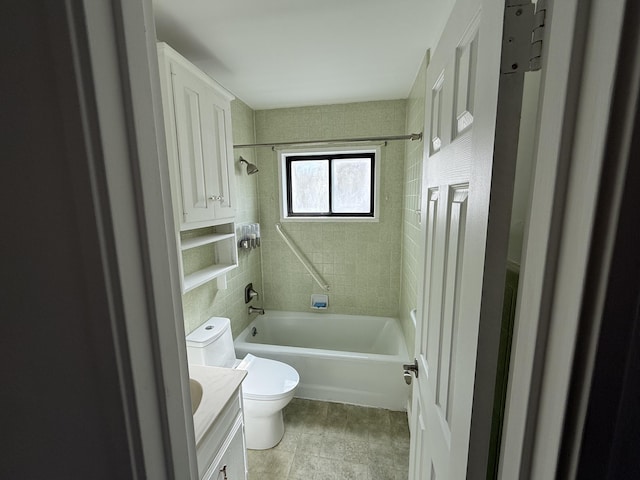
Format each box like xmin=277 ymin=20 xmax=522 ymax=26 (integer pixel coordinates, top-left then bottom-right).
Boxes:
xmin=185 ymin=317 xmax=299 ymax=450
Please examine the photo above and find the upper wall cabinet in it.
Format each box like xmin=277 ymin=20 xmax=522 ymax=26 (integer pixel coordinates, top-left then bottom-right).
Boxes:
xmin=157 ymin=43 xmax=237 ymax=230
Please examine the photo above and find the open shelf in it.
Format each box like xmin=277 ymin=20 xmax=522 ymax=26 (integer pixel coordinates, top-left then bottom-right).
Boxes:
xmin=180 ymin=233 xmax=236 ymax=251
xmin=179 ymin=223 xmax=238 ymax=292
xmin=183 ymin=264 xmax=236 ymax=293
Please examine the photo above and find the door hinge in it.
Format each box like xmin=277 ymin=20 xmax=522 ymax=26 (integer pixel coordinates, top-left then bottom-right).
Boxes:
xmin=501 ymin=0 xmax=547 ymax=75
xmin=530 ymin=0 xmax=547 ymax=71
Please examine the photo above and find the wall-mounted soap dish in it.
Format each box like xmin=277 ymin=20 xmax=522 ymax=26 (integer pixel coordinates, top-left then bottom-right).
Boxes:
xmin=311 ymin=294 xmax=328 ymax=310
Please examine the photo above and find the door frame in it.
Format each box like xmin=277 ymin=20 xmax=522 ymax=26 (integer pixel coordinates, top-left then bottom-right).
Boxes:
xmin=566 ymin=2 xmax=640 ymax=472
xmin=80 ymin=0 xmax=197 ymax=477
xmin=77 ymin=0 xmax=634 ymax=478
xmin=499 ymin=0 xmax=629 ymax=478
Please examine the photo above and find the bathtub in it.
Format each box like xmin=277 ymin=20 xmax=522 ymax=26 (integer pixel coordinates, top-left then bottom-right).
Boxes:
xmin=234 ymin=310 xmax=410 ymax=411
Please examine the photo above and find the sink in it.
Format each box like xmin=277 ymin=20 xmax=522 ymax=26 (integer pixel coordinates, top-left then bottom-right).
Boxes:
xmin=189 ymin=378 xmax=203 ymax=414
xmin=188 ymin=364 xmax=247 ymax=447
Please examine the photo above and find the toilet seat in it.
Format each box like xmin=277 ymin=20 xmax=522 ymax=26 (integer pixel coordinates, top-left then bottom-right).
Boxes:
xmin=237 ymin=354 xmax=299 ymax=401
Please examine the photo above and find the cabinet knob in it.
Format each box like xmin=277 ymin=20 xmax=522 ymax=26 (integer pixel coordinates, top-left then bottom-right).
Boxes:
xmin=208 ymin=195 xmax=224 ymax=202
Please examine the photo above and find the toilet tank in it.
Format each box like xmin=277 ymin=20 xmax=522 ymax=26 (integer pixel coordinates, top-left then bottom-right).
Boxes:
xmin=185 ymin=317 xmax=236 ymax=368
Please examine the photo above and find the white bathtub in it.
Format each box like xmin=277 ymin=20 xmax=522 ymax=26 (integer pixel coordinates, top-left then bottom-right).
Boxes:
xmin=234 ymin=310 xmax=410 ymax=411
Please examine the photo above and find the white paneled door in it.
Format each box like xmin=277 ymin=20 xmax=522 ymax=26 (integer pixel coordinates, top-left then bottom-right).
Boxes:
xmin=409 ymin=0 xmax=531 ymax=478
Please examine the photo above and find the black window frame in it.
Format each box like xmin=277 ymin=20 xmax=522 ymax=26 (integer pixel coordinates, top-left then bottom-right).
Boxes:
xmin=285 ymin=152 xmax=376 ymax=218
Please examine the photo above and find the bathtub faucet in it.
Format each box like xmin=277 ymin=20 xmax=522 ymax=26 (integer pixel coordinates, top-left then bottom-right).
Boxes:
xmin=248 ymin=306 xmax=265 ymax=315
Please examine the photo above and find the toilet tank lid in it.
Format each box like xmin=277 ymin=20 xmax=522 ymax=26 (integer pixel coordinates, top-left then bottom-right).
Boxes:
xmin=185 ymin=317 xmax=231 ymax=347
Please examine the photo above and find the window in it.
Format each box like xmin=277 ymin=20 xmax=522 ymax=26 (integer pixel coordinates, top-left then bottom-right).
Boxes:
xmin=282 ymin=151 xmax=377 ymax=219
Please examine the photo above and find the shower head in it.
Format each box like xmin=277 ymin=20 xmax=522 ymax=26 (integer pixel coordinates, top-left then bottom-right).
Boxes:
xmin=239 ymin=156 xmax=259 ymax=175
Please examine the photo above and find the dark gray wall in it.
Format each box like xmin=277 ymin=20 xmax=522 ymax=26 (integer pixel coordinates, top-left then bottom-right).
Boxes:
xmin=0 ymin=3 xmax=140 ymax=478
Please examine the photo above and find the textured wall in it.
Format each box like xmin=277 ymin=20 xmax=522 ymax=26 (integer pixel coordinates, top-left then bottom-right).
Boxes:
xmin=399 ymin=53 xmax=428 ymax=357
xmin=254 ymin=101 xmax=406 ymax=317
xmin=182 ymin=99 xmax=263 ymax=338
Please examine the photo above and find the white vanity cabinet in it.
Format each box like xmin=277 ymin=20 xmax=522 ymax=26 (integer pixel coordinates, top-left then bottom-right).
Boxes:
xmin=158 ymin=42 xmax=236 ymax=229
xmin=203 ymin=416 xmax=246 ymax=480
xmin=190 ymin=366 xmax=247 ymax=480
xmin=157 ymin=43 xmax=238 ymax=291
xmin=199 ymin=390 xmax=247 ymax=480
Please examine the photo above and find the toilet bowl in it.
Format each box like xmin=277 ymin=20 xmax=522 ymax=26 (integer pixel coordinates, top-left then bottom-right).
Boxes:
xmin=185 ymin=317 xmax=299 ymax=450
xmin=237 ymin=354 xmax=298 ymax=449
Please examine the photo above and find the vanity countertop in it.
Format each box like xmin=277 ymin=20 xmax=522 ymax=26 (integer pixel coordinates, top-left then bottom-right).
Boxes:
xmin=188 ymin=365 xmax=246 ymax=444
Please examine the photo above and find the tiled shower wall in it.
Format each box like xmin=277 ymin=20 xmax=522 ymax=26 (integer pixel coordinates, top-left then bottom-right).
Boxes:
xmin=254 ymin=101 xmax=407 ymax=317
xmin=181 ymin=99 xmax=263 ymax=338
xmin=399 ymin=54 xmax=428 ymax=357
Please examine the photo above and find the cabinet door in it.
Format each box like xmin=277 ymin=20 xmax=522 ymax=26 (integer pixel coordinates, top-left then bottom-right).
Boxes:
xmin=208 ymin=89 xmax=236 ymax=221
xmin=204 ymin=419 xmax=247 ymax=480
xmin=170 ymin=60 xmax=221 ymax=227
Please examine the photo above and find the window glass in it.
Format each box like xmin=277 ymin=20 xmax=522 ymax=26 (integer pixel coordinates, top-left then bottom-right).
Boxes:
xmin=331 ymin=158 xmax=371 ymax=213
xmin=284 ymin=151 xmax=375 ymax=218
xmin=290 ymin=159 xmax=329 ymax=213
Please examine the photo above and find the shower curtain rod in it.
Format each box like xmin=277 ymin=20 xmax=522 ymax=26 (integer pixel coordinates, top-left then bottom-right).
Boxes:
xmin=233 ymin=132 xmax=422 ymax=149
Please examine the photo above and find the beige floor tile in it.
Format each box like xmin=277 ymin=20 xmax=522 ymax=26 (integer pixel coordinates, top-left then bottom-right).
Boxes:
xmin=273 ymin=430 xmax=300 ymax=453
xmin=297 ymin=432 xmax=324 ymax=456
xmin=288 ymin=453 xmax=319 ymax=478
xmin=247 ymin=448 xmax=294 ymax=477
xmin=315 ymin=456 xmax=340 ymax=479
xmin=367 ymin=419 xmax=395 ymax=443
xmin=368 ymin=440 xmax=396 ymax=467
xmin=338 ymin=460 xmax=371 ymax=480
xmin=394 ymin=464 xmax=409 ymax=480
xmin=248 ymin=400 xmax=409 ymax=480
xmin=389 ymin=410 xmax=408 ymax=425
xmin=327 ymin=401 xmax=349 ymax=420
xmin=389 ymin=413 xmax=410 ymax=437
xmin=345 ymin=404 xmax=372 ymax=424
xmin=251 ymin=471 xmax=288 ymax=480
xmin=342 ymin=439 xmax=369 ymax=464
xmin=344 ymin=418 xmax=371 ymax=442
xmin=322 ymin=416 xmax=348 ymax=437
xmin=306 ymin=399 xmax=329 ymax=418
xmin=368 ymin=462 xmax=399 ymax=480
xmin=391 ymin=440 xmax=411 ymax=468
xmin=246 ymin=449 xmax=268 ymax=471
xmin=284 ymin=413 xmax=308 ymax=434
xmin=304 ymin=416 xmax=329 ymax=435
xmin=391 ymin=429 xmax=411 ymax=448
xmin=320 ymin=434 xmax=347 ymax=460
xmin=367 ymin=407 xmax=391 ymax=426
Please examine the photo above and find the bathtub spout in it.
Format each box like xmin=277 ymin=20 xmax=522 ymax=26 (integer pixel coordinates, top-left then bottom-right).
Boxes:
xmin=248 ymin=306 xmax=265 ymax=315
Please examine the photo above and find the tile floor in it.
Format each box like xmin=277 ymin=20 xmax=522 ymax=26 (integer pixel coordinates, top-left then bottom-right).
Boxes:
xmin=247 ymin=398 xmax=410 ymax=480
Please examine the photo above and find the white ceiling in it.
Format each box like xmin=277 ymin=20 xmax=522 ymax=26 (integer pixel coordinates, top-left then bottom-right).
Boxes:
xmin=152 ymin=0 xmax=455 ymax=110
